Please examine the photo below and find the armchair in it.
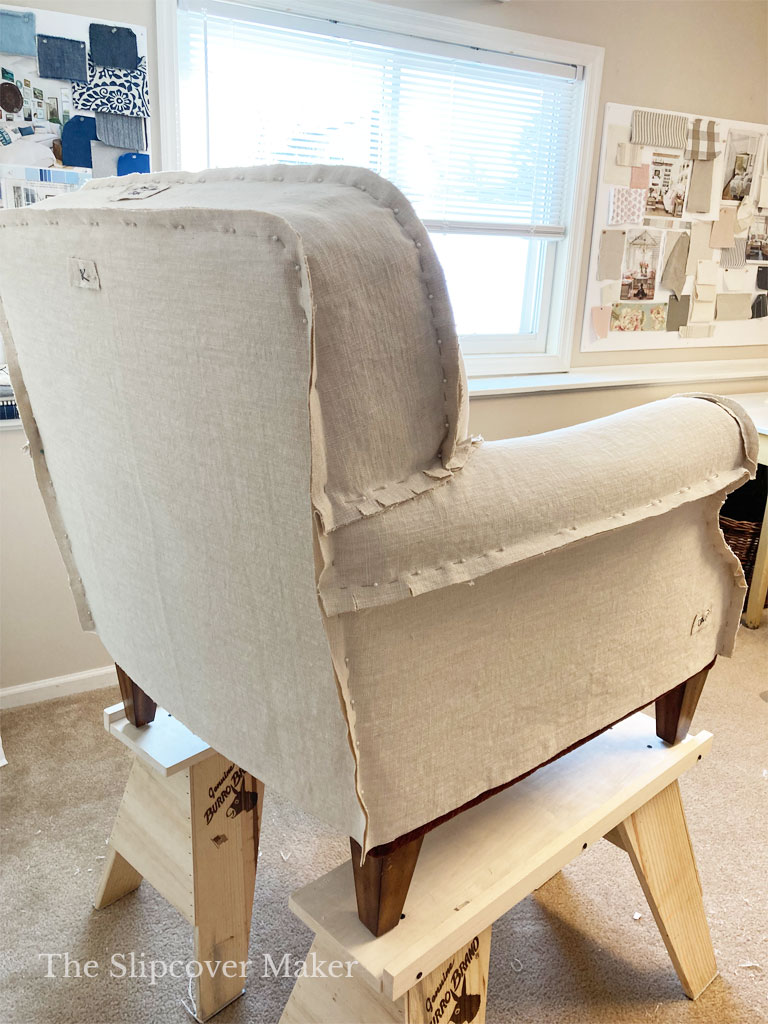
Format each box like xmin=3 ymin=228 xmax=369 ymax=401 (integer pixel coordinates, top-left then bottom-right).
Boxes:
xmin=0 ymin=165 xmax=756 ymax=939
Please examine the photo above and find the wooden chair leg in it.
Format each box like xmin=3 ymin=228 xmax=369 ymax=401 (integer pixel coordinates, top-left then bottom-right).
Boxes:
xmin=116 ymin=664 xmax=157 ymax=727
xmin=655 ymin=659 xmax=713 ymax=745
xmin=613 ymin=780 xmax=717 ymax=999
xmin=350 ymin=835 xmax=423 ymax=937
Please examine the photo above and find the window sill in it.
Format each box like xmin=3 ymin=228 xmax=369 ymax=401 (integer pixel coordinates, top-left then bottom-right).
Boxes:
xmin=468 ymin=358 xmax=768 ymax=398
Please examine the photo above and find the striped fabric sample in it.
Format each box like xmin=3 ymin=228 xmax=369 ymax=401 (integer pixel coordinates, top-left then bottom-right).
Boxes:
xmin=679 ymin=323 xmax=715 ymax=338
xmin=95 ymin=111 xmax=145 ymax=151
xmin=631 ymin=109 xmax=687 ymax=150
xmin=720 ymin=239 xmax=747 ymax=269
xmin=685 ymin=119 xmax=719 ymax=161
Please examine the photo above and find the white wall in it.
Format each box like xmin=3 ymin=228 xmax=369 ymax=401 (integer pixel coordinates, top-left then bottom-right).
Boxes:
xmin=1 ymin=0 xmax=767 ymax=689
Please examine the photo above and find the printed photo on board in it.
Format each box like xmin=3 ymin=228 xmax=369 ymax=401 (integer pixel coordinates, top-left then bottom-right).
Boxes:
xmin=721 ymin=130 xmax=761 ymax=200
xmin=746 ymin=216 xmax=768 ymax=263
xmin=645 ymin=153 xmax=691 ymax=218
xmin=621 ymin=228 xmax=662 ymax=300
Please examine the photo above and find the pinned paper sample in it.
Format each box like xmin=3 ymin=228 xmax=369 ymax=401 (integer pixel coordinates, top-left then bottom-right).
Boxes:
xmin=72 ymin=57 xmax=150 ymax=118
xmin=694 ymin=281 xmax=716 ymax=303
xmin=603 ymin=124 xmax=632 ymax=186
xmin=696 ymin=259 xmax=718 ymax=287
xmin=617 ymin=142 xmax=643 ymax=167
xmin=686 ymin=160 xmax=714 ymax=215
xmin=609 ymin=187 xmax=647 ymax=225
xmin=715 ymin=293 xmax=753 ymax=320
xmin=721 ymin=239 xmax=747 ymax=269
xmin=0 ymin=9 xmax=36 ymax=56
xmin=690 ymin=298 xmax=716 ymax=323
xmin=680 ymin=323 xmax=715 ymax=338
xmin=89 ymin=23 xmax=139 ymax=70
xmin=630 ymin=164 xmax=650 ymax=189
xmin=36 ymin=34 xmax=87 ymax=82
xmin=757 ymin=266 xmax=768 ymax=289
xmin=686 ymin=221 xmax=713 ymax=274
xmin=709 ymin=207 xmax=737 ymax=249
xmin=631 ymin=110 xmax=687 ymax=150
xmin=95 ymin=111 xmax=145 ymax=151
xmin=685 ymin=119 xmax=719 ymax=161
xmin=752 ymin=294 xmax=767 ymax=318
xmin=660 ymin=232 xmax=690 ymax=298
xmin=722 ymin=267 xmax=754 ymax=291
xmin=611 ymin=302 xmax=667 ymax=332
xmin=597 ymin=229 xmax=626 ymax=280
xmin=61 ymin=115 xmax=97 ymax=169
xmin=666 ymin=294 xmax=691 ymax=331
xmin=601 ymin=281 xmax=621 ymax=304
xmin=591 ymin=306 xmax=612 ymax=339
xmin=91 ymin=140 xmax=129 ymax=178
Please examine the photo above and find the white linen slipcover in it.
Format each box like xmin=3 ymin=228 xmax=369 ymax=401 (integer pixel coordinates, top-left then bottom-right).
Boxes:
xmin=0 ymin=165 xmax=757 ymax=855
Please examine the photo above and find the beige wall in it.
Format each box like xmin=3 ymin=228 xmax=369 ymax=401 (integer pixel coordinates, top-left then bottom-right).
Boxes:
xmin=1 ymin=0 xmax=767 ymax=687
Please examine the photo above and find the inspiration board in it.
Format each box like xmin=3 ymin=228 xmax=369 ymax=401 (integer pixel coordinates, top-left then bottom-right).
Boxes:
xmin=0 ymin=5 xmax=150 ymax=208
xmin=581 ymin=103 xmax=768 ymax=352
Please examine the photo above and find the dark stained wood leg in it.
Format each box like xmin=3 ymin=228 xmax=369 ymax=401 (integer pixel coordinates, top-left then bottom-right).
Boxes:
xmin=655 ymin=659 xmax=715 ymax=745
xmin=350 ymin=834 xmax=423 ymax=937
xmin=116 ymin=664 xmax=157 ymax=727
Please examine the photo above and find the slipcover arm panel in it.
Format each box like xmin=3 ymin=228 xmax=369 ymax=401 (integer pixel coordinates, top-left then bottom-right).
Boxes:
xmin=318 ymin=394 xmax=757 ymax=615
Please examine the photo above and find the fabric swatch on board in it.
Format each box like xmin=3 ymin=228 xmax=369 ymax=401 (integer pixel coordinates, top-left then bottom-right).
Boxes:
xmin=597 ymin=229 xmax=626 ymax=280
xmin=694 ymin=281 xmax=716 ymax=303
xmin=631 ymin=109 xmax=687 ymax=149
xmin=660 ymin=232 xmax=689 ymax=298
xmin=630 ymin=164 xmax=650 ymax=189
xmin=709 ymin=207 xmax=737 ymax=249
xmin=696 ymin=260 xmax=718 ymax=286
xmin=603 ymin=125 xmax=632 ymax=186
xmin=89 ymin=23 xmax=139 ymax=70
xmin=687 ymin=160 xmax=714 ymax=215
xmin=690 ymin=298 xmax=716 ymax=323
xmin=90 ymin=140 xmax=129 ymax=178
xmin=61 ymin=115 xmax=97 ymax=168
xmin=722 ymin=267 xmax=754 ymax=291
xmin=720 ymin=238 xmax=747 ymax=269
xmin=609 ymin=187 xmax=647 ymax=225
xmin=686 ymin=222 xmax=713 ymax=275
xmin=685 ymin=119 xmax=719 ymax=161
xmin=591 ymin=306 xmax=612 ymax=339
xmin=680 ymin=323 xmax=715 ymax=338
xmin=72 ymin=57 xmax=149 ymax=118
xmin=666 ymin=294 xmax=691 ymax=331
xmin=600 ymin=281 xmax=621 ymax=304
xmin=0 ymin=9 xmax=35 ymax=56
xmin=715 ymin=293 xmax=752 ymax=321
xmin=757 ymin=266 xmax=768 ymax=290
xmin=616 ymin=142 xmax=643 ymax=167
xmin=36 ymin=34 xmax=87 ymax=82
xmin=752 ymin=293 xmax=768 ymax=318
xmin=95 ymin=111 xmax=145 ymax=151
xmin=117 ymin=151 xmax=150 ymax=175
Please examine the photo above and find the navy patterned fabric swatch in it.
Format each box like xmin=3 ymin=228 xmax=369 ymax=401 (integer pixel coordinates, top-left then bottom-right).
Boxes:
xmin=89 ymin=23 xmax=138 ymax=70
xmin=61 ymin=115 xmax=97 ymax=168
xmin=71 ymin=57 xmax=149 ymax=118
xmin=37 ymin=34 xmax=88 ymax=82
xmin=0 ymin=9 xmax=36 ymax=56
xmin=95 ymin=111 xmax=145 ymax=151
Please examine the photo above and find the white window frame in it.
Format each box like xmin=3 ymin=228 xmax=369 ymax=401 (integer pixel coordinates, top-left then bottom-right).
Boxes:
xmin=156 ymin=0 xmax=604 ymax=377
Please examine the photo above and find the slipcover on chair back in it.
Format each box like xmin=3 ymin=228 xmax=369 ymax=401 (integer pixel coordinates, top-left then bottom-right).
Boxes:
xmin=0 ymin=165 xmax=758 ymax=857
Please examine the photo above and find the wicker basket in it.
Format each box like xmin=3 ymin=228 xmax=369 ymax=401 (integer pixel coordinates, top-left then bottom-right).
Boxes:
xmin=720 ymin=515 xmax=768 ymax=607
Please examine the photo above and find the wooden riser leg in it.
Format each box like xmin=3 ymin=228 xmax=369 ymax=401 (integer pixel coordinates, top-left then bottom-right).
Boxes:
xmin=279 ymin=928 xmax=492 ymax=1024
xmin=351 ymin=835 xmax=424 ymax=937
xmin=613 ymin=780 xmax=717 ymax=999
xmin=93 ymin=846 xmax=143 ymax=909
xmin=655 ymin=660 xmax=713 ymax=745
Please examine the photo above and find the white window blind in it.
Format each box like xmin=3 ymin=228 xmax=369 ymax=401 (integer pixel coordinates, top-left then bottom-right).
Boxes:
xmin=177 ymin=2 xmax=582 ymax=233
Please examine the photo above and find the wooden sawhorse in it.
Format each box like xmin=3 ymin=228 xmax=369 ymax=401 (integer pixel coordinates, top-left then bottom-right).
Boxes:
xmin=94 ymin=702 xmax=263 ymax=1022
xmin=280 ymin=712 xmax=717 ymax=1023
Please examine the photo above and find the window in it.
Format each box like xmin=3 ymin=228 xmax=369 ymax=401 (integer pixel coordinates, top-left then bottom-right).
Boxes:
xmin=172 ymin=0 xmax=601 ymax=375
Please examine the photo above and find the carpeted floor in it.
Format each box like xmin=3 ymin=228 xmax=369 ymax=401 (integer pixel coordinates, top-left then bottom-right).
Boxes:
xmin=1 ymin=613 xmax=766 ymax=1024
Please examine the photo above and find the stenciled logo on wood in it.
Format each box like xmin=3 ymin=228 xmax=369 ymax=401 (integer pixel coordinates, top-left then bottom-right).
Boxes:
xmin=423 ymin=936 xmax=482 ymax=1024
xmin=204 ymin=763 xmax=258 ymax=826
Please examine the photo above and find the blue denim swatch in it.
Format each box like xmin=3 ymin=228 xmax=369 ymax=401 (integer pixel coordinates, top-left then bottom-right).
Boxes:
xmin=95 ymin=111 xmax=145 ymax=151
xmin=61 ymin=115 xmax=97 ymax=168
xmin=0 ymin=9 xmax=36 ymax=56
xmin=117 ymin=151 xmax=150 ymax=175
xmin=89 ymin=23 xmax=138 ymax=70
xmin=36 ymin=34 xmax=88 ymax=82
